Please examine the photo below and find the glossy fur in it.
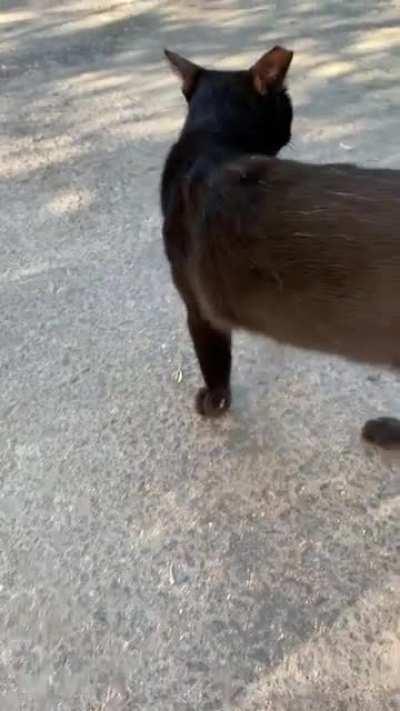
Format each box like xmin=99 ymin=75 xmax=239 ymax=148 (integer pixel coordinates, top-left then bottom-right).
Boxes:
xmin=161 ymin=47 xmax=400 ymax=447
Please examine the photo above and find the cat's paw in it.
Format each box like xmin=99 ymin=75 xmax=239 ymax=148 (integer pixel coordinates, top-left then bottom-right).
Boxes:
xmin=196 ymin=387 xmax=231 ymax=417
xmin=362 ymin=417 xmax=400 ymax=447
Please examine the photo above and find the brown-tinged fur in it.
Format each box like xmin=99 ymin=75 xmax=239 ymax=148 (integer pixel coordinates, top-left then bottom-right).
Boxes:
xmin=161 ymin=47 xmax=400 ymax=446
xmin=194 ymin=157 xmax=400 ymax=366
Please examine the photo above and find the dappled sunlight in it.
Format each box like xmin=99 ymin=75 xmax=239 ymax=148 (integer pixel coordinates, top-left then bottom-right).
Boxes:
xmin=64 ymin=70 xmax=130 ymax=91
xmin=294 ymin=118 xmax=360 ymax=142
xmin=0 ymin=0 xmax=160 ymax=49
xmin=163 ymin=0 xmax=264 ymax=26
xmin=0 ymin=10 xmax=36 ymax=25
xmin=343 ymin=67 xmax=394 ymax=85
xmin=0 ymin=136 xmax=88 ymax=180
xmin=2 ymin=0 xmax=399 ymax=174
xmin=1 ymin=0 xmax=400 ymax=243
xmin=110 ymin=112 xmax=182 ymax=140
xmin=31 ymin=3 xmax=136 ymax=36
xmin=292 ymin=51 xmax=336 ymax=70
xmin=1 ymin=0 xmax=400 ymax=219
xmin=312 ymin=59 xmax=355 ymax=79
xmin=238 ymin=576 xmax=400 ymax=709
xmin=44 ymin=187 xmax=94 ymax=217
xmin=45 ymin=0 xmax=135 ymax=12
xmin=353 ymin=26 xmax=400 ymax=53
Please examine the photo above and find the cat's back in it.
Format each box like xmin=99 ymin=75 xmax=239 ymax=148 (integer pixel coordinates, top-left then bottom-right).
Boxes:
xmin=193 ymin=156 xmax=400 ymax=343
xmin=199 ymin=156 xmax=400 ymax=252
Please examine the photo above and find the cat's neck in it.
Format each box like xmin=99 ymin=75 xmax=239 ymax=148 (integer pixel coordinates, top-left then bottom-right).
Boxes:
xmin=180 ymin=128 xmax=243 ymax=165
xmin=161 ymin=129 xmax=243 ymax=215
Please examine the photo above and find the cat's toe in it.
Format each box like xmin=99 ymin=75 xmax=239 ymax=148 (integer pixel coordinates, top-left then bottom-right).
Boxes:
xmin=196 ymin=387 xmax=231 ymax=417
xmin=362 ymin=417 xmax=400 ymax=447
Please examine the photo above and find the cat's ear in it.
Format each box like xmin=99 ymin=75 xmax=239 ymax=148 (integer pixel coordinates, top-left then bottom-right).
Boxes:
xmin=164 ymin=49 xmax=202 ymax=97
xmin=251 ymin=46 xmax=293 ymax=95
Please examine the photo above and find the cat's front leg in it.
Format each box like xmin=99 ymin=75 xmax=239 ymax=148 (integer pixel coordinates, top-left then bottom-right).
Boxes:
xmin=187 ymin=307 xmax=232 ymax=417
xmin=171 ymin=263 xmax=232 ymax=416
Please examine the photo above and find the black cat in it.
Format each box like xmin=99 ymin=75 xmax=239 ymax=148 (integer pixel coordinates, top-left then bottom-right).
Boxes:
xmin=161 ymin=46 xmax=400 ymax=447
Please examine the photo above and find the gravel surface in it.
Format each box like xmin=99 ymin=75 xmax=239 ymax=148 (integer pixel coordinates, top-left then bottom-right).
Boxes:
xmin=1 ymin=1 xmax=400 ymax=709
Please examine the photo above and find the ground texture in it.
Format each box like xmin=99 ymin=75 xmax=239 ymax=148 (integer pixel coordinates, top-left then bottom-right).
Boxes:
xmin=1 ymin=1 xmax=400 ymax=709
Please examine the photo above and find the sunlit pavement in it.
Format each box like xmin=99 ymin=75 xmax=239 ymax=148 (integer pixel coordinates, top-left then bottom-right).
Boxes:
xmin=1 ymin=2 xmax=400 ymax=709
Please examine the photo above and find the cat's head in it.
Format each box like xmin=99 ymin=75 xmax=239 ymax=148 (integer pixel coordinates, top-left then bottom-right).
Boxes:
xmin=165 ymin=46 xmax=293 ymax=156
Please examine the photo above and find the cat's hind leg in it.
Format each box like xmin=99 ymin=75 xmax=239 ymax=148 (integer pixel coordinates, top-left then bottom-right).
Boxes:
xmin=362 ymin=417 xmax=400 ymax=447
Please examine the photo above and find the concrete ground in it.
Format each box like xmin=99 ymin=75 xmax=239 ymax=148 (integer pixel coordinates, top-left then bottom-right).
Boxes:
xmin=1 ymin=0 xmax=400 ymax=709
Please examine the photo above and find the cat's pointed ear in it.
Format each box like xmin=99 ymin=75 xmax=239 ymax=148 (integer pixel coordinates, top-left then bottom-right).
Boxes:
xmin=164 ymin=49 xmax=202 ymax=97
xmin=251 ymin=46 xmax=293 ymax=95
